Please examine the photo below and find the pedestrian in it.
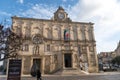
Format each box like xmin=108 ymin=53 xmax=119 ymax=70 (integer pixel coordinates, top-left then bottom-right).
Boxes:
xmin=36 ymin=69 xmax=41 ymax=80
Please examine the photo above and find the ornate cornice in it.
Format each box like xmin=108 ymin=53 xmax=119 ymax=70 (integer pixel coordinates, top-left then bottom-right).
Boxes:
xmin=12 ymin=16 xmax=94 ymax=25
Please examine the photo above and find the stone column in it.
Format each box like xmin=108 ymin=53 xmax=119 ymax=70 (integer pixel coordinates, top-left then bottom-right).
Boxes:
xmin=70 ymin=27 xmax=73 ymax=40
xmin=49 ymin=24 xmax=53 ymax=40
xmin=58 ymin=25 xmax=62 ymax=40
xmin=93 ymin=45 xmax=99 ymax=72
xmin=91 ymin=25 xmax=95 ymax=41
xmin=39 ymin=23 xmax=44 ymax=37
xmin=61 ymin=25 xmax=65 ymax=40
xmin=62 ymin=53 xmax=65 ymax=69
xmin=81 ymin=27 xmax=86 ymax=41
xmin=88 ymin=28 xmax=92 ymax=40
xmin=86 ymin=46 xmax=90 ymax=72
xmin=21 ymin=56 xmax=25 ymax=76
xmin=84 ymin=27 xmax=89 ymax=41
xmin=42 ymin=57 xmax=45 ymax=74
xmin=78 ymin=28 xmax=82 ymax=40
xmin=50 ymin=55 xmax=53 ymax=72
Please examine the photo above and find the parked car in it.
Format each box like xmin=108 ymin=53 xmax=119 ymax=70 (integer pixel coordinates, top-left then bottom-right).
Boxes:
xmin=111 ymin=66 xmax=117 ymax=71
xmin=103 ymin=65 xmax=110 ymax=71
xmin=103 ymin=65 xmax=118 ymax=71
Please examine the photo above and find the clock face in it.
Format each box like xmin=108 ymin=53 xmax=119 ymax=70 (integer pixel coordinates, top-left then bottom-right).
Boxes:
xmin=58 ymin=12 xmax=65 ymax=19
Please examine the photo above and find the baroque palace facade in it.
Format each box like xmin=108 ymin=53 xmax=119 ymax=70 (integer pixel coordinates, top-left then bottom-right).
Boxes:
xmin=11 ymin=7 xmax=98 ymax=75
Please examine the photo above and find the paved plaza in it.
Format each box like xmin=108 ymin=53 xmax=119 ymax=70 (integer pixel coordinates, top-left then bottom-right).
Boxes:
xmin=0 ymin=72 xmax=120 ymax=80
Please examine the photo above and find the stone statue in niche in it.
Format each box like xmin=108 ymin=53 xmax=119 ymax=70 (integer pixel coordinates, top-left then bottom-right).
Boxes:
xmin=33 ymin=45 xmax=39 ymax=55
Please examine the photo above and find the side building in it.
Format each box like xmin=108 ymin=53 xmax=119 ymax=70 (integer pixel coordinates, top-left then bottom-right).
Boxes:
xmin=115 ymin=41 xmax=120 ymax=56
xmin=98 ymin=52 xmax=116 ymax=71
xmin=10 ymin=7 xmax=98 ymax=75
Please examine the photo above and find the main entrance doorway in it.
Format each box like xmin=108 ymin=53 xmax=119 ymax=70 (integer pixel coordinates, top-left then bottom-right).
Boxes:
xmin=33 ymin=59 xmax=41 ymax=70
xmin=64 ymin=54 xmax=72 ymax=68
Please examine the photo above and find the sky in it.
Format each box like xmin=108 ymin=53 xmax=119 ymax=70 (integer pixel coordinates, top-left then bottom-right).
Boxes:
xmin=0 ymin=0 xmax=120 ymax=54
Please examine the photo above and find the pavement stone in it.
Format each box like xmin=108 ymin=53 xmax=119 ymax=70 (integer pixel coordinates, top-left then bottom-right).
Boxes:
xmin=0 ymin=72 xmax=120 ymax=80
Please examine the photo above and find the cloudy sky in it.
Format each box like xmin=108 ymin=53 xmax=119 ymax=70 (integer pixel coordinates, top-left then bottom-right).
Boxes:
xmin=0 ymin=0 xmax=120 ymax=53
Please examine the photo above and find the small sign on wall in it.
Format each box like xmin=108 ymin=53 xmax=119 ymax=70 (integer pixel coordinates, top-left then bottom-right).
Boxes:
xmin=7 ymin=59 xmax=22 ymax=80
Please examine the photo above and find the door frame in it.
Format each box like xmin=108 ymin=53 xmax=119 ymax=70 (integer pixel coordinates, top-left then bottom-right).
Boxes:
xmin=32 ymin=58 xmax=41 ymax=71
xmin=63 ymin=53 xmax=73 ymax=68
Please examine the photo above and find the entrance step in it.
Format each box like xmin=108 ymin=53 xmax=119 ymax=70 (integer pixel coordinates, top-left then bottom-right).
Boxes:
xmin=53 ymin=68 xmax=88 ymax=75
xmin=62 ymin=69 xmax=84 ymax=75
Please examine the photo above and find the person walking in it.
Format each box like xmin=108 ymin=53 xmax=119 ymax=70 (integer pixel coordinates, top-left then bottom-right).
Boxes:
xmin=36 ymin=69 xmax=41 ymax=80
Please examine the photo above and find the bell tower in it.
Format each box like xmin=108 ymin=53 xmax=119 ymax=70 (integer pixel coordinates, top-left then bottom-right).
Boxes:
xmin=53 ymin=6 xmax=71 ymax=22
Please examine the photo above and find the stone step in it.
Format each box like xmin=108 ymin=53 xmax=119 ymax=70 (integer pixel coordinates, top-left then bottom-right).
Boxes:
xmin=53 ymin=68 xmax=87 ymax=75
xmin=62 ymin=69 xmax=83 ymax=75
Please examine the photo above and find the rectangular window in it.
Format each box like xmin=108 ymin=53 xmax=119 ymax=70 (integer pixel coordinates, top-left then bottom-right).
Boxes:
xmin=78 ymin=46 xmax=81 ymax=56
xmin=44 ymin=44 xmax=50 ymax=52
xmin=47 ymin=45 xmax=50 ymax=51
xmin=22 ymin=44 xmax=29 ymax=51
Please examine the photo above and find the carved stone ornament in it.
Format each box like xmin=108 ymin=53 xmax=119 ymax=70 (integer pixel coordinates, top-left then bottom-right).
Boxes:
xmin=32 ymin=34 xmax=42 ymax=44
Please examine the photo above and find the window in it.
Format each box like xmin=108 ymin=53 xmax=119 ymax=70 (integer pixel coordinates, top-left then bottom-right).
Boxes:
xmin=22 ymin=44 xmax=29 ymax=51
xmin=25 ymin=26 xmax=31 ymax=39
xmin=47 ymin=45 xmax=50 ymax=51
xmin=44 ymin=44 xmax=50 ymax=52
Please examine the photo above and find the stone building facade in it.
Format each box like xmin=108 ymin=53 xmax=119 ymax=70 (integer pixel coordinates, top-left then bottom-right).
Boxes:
xmin=11 ymin=7 xmax=98 ymax=75
xmin=98 ymin=52 xmax=116 ymax=68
